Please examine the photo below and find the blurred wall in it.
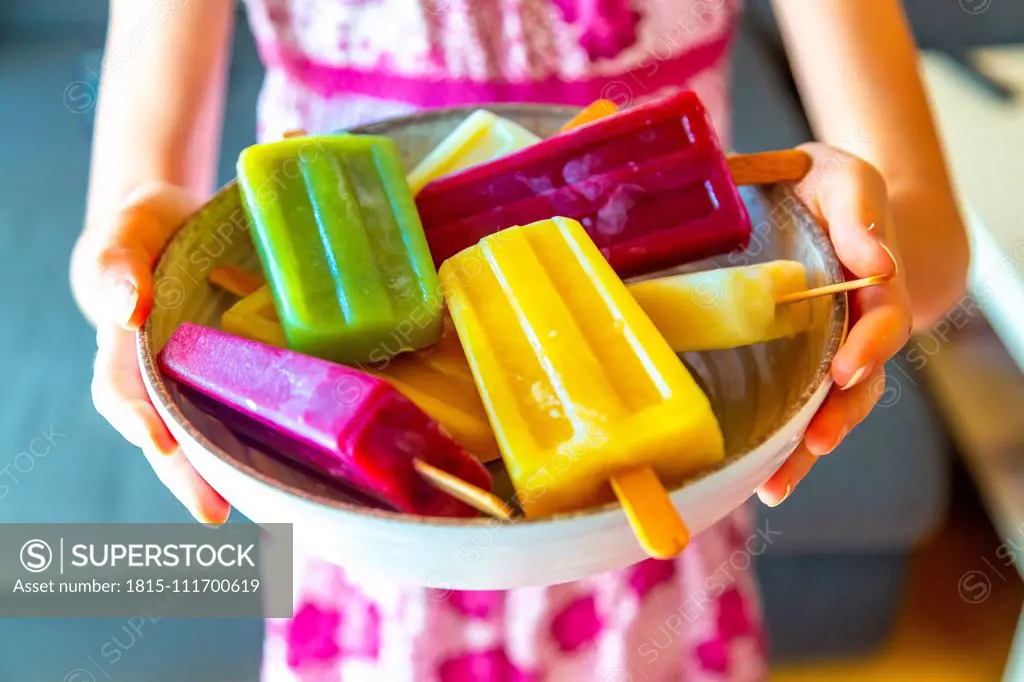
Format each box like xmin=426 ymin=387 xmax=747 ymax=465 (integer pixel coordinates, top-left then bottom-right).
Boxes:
xmin=5 ymin=0 xmax=1024 ymax=45
xmin=0 ymin=0 xmax=108 ymax=33
xmin=746 ymin=0 xmax=1024 ymax=51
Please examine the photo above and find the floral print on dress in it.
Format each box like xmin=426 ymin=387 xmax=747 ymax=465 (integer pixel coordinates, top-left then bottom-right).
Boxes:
xmin=263 ymin=507 xmax=767 ymax=682
xmin=437 ymin=648 xmax=536 ymax=682
xmin=552 ymin=0 xmax=642 ymax=60
xmin=285 ymin=603 xmax=343 ymax=669
xmin=244 ymin=0 xmax=741 ymax=96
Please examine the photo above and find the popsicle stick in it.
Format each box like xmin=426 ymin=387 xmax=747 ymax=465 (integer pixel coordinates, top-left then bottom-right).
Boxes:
xmin=727 ymin=150 xmax=812 ymax=185
xmin=775 ymin=274 xmax=890 ymax=304
xmin=210 ymin=266 xmax=264 ymax=297
xmin=282 ymin=128 xmax=308 ymax=138
xmin=611 ymin=466 xmax=690 ymax=559
xmin=559 ymin=99 xmax=619 ymax=132
xmin=776 ymin=241 xmax=898 ymax=305
xmin=413 ymin=459 xmax=516 ymax=521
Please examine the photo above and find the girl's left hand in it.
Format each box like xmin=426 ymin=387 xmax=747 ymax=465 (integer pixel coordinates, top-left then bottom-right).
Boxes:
xmin=756 ymin=142 xmax=913 ymax=507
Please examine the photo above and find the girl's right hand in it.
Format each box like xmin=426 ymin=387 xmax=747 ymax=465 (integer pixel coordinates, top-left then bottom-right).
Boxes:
xmin=71 ymin=182 xmax=231 ymax=525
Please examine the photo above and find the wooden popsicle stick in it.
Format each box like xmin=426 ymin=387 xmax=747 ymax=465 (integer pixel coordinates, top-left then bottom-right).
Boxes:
xmin=210 ymin=266 xmax=264 ymax=297
xmin=775 ymin=274 xmax=891 ymax=304
xmin=611 ymin=466 xmax=690 ymax=559
xmin=775 ymin=241 xmax=898 ymax=305
xmin=727 ymin=150 xmax=813 ymax=185
xmin=413 ymin=459 xmax=516 ymax=521
xmin=560 ymin=99 xmax=619 ymax=132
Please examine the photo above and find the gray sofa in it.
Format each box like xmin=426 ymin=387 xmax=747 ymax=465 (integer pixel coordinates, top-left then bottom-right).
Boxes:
xmin=3 ymin=0 xmax=1000 ymax=678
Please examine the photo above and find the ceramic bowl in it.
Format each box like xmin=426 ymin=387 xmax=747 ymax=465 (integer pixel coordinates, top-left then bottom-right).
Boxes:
xmin=138 ymin=104 xmax=846 ymax=589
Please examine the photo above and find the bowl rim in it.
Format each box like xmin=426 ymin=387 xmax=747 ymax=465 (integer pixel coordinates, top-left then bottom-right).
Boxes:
xmin=137 ymin=102 xmax=848 ymax=530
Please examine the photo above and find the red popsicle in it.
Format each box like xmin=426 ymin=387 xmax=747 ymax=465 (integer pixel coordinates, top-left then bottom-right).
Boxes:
xmin=415 ymin=90 xmax=752 ymax=278
xmin=158 ymin=323 xmax=492 ymax=517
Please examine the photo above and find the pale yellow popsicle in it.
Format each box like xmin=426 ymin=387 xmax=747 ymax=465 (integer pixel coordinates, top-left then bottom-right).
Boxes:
xmin=628 ymin=261 xmax=813 ymax=352
xmin=407 ymin=110 xmax=540 ymax=194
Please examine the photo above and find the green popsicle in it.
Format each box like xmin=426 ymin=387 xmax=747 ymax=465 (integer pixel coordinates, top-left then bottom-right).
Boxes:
xmin=237 ymin=134 xmax=443 ymax=364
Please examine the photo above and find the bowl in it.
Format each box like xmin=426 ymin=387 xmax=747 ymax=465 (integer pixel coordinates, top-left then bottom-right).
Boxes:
xmin=138 ymin=104 xmax=846 ymax=589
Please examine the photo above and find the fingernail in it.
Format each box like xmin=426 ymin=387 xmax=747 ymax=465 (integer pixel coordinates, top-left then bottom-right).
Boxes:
xmin=834 ymin=427 xmax=849 ymax=451
xmin=200 ymin=514 xmax=228 ymax=528
xmin=841 ymin=366 xmax=870 ymax=390
xmin=120 ymin=281 xmax=139 ymax=326
xmin=762 ymin=483 xmax=792 ymax=508
xmin=198 ymin=504 xmax=230 ymax=527
xmin=154 ymin=437 xmax=177 ymax=457
xmin=107 ymin=277 xmax=138 ymax=326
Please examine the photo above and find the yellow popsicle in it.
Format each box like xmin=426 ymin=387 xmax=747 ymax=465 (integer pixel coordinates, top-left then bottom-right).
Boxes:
xmin=373 ymin=318 xmax=502 ymax=463
xmin=439 ymin=217 xmax=725 ymax=518
xmin=628 ymin=261 xmax=812 ymax=352
xmin=221 ymin=286 xmax=287 ymax=348
xmin=407 ymin=110 xmax=540 ymax=194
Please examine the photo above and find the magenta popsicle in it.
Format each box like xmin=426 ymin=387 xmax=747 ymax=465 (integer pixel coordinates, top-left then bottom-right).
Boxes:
xmin=157 ymin=323 xmax=492 ymax=517
xmin=415 ymin=91 xmax=752 ymax=278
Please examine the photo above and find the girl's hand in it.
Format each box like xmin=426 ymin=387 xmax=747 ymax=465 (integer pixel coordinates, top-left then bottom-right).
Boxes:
xmin=756 ymin=143 xmax=913 ymax=506
xmin=71 ymin=182 xmax=231 ymax=524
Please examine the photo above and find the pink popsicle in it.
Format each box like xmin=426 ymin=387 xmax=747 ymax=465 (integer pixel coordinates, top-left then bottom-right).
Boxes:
xmin=416 ymin=90 xmax=751 ymax=278
xmin=158 ymin=323 xmax=491 ymax=517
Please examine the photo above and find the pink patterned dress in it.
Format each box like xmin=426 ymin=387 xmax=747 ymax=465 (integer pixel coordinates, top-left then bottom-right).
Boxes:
xmin=241 ymin=0 xmax=768 ymax=679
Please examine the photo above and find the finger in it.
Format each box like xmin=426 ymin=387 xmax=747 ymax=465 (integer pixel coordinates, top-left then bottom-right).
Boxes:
xmin=93 ymin=325 xmax=178 ymax=454
xmin=93 ymin=326 xmax=230 ymax=524
xmin=92 ymin=183 xmax=199 ymax=329
xmin=794 ymin=144 xmax=912 ymax=388
xmin=803 ymin=366 xmax=886 ymax=456
xmin=111 ymin=182 xmax=200 ymax=257
xmin=832 ymin=284 xmax=912 ymax=388
xmin=795 ymin=142 xmax=896 ymax=280
xmin=140 ymin=443 xmax=231 ymax=526
xmin=756 ymin=442 xmax=817 ymax=508
xmin=757 ymin=367 xmax=887 ymax=506
xmin=96 ymin=246 xmax=152 ymax=329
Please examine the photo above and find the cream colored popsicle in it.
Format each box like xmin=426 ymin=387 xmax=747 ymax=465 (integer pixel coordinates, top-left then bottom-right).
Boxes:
xmin=628 ymin=261 xmax=813 ymax=352
xmin=407 ymin=110 xmax=541 ymax=194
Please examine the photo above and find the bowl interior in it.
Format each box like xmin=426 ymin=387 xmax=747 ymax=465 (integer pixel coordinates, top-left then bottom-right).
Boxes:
xmin=139 ymin=104 xmax=846 ymax=525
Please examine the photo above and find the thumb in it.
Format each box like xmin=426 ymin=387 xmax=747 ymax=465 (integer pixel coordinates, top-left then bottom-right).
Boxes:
xmin=95 ymin=246 xmax=151 ymax=329
xmin=84 ymin=183 xmax=200 ymax=329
